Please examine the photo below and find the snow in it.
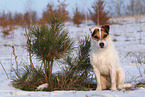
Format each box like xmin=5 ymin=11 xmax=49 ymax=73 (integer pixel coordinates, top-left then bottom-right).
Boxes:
xmin=1 ymin=16 xmax=145 ymax=96
xmin=36 ymin=83 xmax=48 ymax=91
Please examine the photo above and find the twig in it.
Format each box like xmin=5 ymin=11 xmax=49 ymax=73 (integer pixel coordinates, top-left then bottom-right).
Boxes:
xmin=25 ymin=28 xmax=38 ymax=73
xmin=12 ymin=46 xmax=18 ymax=74
xmin=120 ymin=51 xmax=132 ymax=62
xmin=0 ymin=62 xmax=9 ymax=79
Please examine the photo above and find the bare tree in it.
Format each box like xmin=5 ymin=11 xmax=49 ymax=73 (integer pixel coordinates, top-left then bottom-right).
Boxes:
xmin=84 ymin=0 xmax=88 ymax=26
xmin=127 ymin=0 xmax=136 ymax=16
xmin=106 ymin=0 xmax=125 ymax=17
xmin=136 ymin=0 xmax=145 ymax=15
xmin=25 ymin=0 xmax=37 ymax=27
xmin=125 ymin=0 xmax=145 ymax=16
xmin=14 ymin=13 xmax=24 ymax=25
xmin=24 ymin=12 xmax=29 ymax=25
xmin=24 ymin=11 xmax=37 ymax=26
xmin=7 ymin=12 xmax=14 ymax=26
xmin=112 ymin=0 xmax=124 ymax=16
xmin=117 ymin=0 xmax=120 ymax=17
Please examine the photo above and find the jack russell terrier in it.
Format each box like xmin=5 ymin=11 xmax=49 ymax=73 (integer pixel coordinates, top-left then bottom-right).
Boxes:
xmin=90 ymin=25 xmax=126 ymax=91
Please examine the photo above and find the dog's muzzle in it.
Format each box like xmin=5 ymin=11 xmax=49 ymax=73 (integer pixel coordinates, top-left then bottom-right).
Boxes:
xmin=98 ymin=40 xmax=107 ymax=48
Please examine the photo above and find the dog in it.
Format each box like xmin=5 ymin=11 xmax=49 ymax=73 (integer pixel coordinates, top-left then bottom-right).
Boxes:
xmin=89 ymin=25 xmax=125 ymax=91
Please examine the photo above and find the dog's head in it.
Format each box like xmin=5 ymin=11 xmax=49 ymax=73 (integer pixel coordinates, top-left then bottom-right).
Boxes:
xmin=89 ymin=25 xmax=110 ymax=49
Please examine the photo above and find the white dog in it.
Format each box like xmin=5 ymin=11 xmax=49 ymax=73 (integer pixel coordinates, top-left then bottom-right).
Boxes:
xmin=89 ymin=25 xmax=125 ymax=91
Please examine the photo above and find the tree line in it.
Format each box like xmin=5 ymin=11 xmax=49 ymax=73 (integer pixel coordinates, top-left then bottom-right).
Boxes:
xmin=106 ymin=0 xmax=145 ymax=17
xmin=0 ymin=0 xmax=145 ymax=32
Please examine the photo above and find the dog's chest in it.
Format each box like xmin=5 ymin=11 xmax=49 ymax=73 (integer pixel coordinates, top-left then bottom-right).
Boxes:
xmin=90 ymin=51 xmax=115 ymax=75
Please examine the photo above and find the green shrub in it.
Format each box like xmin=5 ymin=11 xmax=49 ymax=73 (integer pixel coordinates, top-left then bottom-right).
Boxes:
xmin=12 ymin=36 xmax=95 ymax=91
xmin=52 ymin=36 xmax=94 ymax=90
xmin=27 ymin=17 xmax=74 ymax=89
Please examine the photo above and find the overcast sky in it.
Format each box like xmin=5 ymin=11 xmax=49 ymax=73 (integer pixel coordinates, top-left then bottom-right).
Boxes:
xmin=0 ymin=0 xmax=94 ymax=17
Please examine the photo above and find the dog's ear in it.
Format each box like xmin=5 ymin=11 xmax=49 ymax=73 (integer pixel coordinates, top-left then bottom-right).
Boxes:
xmin=101 ymin=25 xmax=110 ymax=34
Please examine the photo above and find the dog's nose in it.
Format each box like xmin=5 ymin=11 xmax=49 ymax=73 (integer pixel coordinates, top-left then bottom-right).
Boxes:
xmin=99 ymin=42 xmax=104 ymax=48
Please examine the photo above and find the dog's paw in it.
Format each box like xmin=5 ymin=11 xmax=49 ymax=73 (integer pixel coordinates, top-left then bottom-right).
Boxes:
xmin=117 ymin=85 xmax=123 ymax=90
xmin=111 ymin=87 xmax=117 ymax=91
xmin=96 ymin=86 xmax=102 ymax=91
xmin=96 ymin=88 xmax=102 ymax=91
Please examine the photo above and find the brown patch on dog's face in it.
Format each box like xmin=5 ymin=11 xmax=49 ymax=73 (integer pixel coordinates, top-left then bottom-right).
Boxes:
xmin=91 ymin=28 xmax=109 ymax=41
xmin=89 ymin=25 xmax=110 ymax=49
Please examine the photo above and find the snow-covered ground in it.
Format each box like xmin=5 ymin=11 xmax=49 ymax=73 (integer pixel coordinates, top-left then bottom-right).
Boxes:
xmin=1 ymin=16 xmax=145 ymax=97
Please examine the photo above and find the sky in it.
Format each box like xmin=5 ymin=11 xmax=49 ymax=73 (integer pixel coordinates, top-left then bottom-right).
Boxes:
xmin=0 ymin=0 xmax=94 ymax=18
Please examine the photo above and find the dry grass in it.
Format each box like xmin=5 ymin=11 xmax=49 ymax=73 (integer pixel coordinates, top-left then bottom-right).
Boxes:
xmin=113 ymin=38 xmax=117 ymax=42
xmin=124 ymin=51 xmax=145 ymax=91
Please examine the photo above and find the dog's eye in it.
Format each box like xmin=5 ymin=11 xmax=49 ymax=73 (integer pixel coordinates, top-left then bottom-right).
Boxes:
xmin=94 ymin=36 xmax=99 ymax=39
xmin=103 ymin=34 xmax=107 ymax=38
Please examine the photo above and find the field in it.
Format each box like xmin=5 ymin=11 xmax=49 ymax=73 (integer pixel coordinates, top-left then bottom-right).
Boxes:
xmin=0 ymin=16 xmax=145 ymax=97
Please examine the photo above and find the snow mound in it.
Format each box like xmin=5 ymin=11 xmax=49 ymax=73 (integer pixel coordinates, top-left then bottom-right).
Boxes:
xmin=36 ymin=83 xmax=48 ymax=91
xmin=123 ymin=83 xmax=132 ymax=88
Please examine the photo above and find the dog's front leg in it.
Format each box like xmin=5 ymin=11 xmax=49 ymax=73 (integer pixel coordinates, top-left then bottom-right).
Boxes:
xmin=93 ymin=66 xmax=102 ymax=91
xmin=110 ymin=67 xmax=117 ymax=91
